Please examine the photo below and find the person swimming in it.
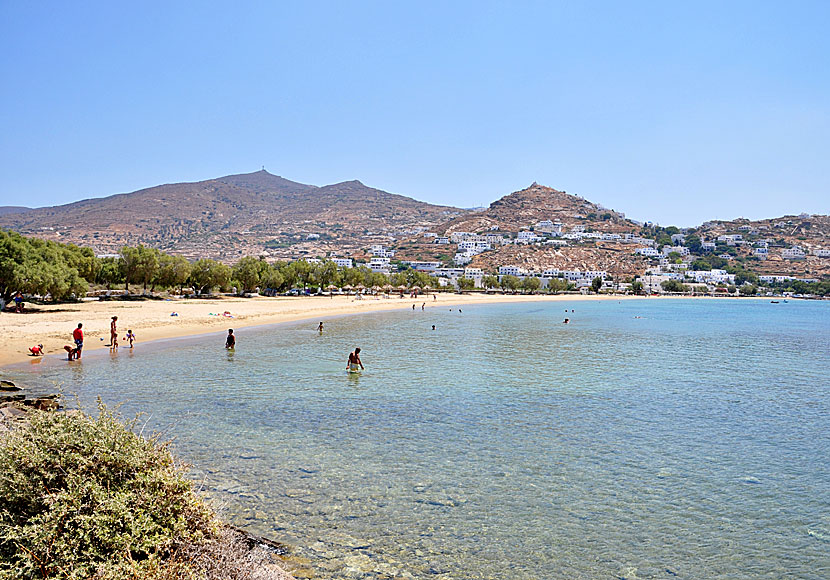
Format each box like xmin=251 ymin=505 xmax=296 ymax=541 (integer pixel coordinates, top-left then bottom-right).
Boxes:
xmin=347 ymin=347 xmax=364 ymax=372
xmin=564 ymin=318 xmax=570 ymax=324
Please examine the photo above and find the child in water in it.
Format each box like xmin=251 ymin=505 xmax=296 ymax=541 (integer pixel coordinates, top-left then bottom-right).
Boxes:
xmin=125 ymin=330 xmax=136 ymax=348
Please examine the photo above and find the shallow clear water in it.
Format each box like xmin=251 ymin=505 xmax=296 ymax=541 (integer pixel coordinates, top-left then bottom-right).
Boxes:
xmin=10 ymin=299 xmax=830 ymax=579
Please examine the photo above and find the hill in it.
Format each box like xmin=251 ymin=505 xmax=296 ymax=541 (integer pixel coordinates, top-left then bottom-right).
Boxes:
xmin=0 ymin=171 xmax=465 ymax=261
xmin=0 ymin=206 xmax=30 ymax=216
xmin=392 ymin=183 xmax=651 ymax=277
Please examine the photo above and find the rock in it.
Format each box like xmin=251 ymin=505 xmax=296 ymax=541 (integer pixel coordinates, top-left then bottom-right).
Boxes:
xmin=0 ymin=381 xmax=21 ymax=391
xmin=33 ymin=398 xmax=60 ymax=411
xmin=0 ymin=394 xmax=25 ymax=403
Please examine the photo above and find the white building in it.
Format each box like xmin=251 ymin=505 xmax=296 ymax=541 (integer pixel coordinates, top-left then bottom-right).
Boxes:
xmin=535 ymin=220 xmax=562 ymax=235
xmin=635 ymin=247 xmax=660 ymax=257
xmin=671 ymin=234 xmax=686 ymax=244
xmin=662 ymin=245 xmax=690 ymax=257
xmin=433 ymin=237 xmax=450 ymax=245
xmin=453 ymin=253 xmax=472 ymax=266
xmin=306 ymin=233 xmax=320 ymax=240
xmin=814 ymin=248 xmax=830 ymax=257
xmin=516 ymin=231 xmax=541 ymax=243
xmin=370 ymin=245 xmax=395 ymax=258
xmin=685 ymin=269 xmax=735 ymax=285
xmin=782 ymin=246 xmax=806 ymax=260
xmin=331 ymin=258 xmax=353 ymax=268
xmin=369 ymin=257 xmax=391 ymax=274
xmin=701 ymin=241 xmax=716 ymax=252
xmin=498 ymin=265 xmax=527 ymax=277
xmin=407 ymin=261 xmax=440 ymax=271
xmin=754 ymin=247 xmax=768 ymax=260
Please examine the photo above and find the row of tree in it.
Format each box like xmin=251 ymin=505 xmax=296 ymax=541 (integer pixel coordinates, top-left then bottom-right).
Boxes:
xmin=0 ymin=230 xmax=449 ymax=301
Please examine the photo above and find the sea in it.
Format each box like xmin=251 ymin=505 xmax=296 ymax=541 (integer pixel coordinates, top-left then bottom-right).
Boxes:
xmin=8 ymin=298 xmax=830 ymax=579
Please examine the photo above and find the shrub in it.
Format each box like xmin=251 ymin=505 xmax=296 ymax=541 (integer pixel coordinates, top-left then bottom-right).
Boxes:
xmin=0 ymin=403 xmax=288 ymax=580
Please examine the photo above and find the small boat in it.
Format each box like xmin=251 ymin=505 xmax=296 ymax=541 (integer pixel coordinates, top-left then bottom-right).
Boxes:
xmin=770 ymin=300 xmax=779 ymax=303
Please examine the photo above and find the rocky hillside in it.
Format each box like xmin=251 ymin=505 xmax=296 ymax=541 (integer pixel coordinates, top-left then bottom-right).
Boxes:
xmin=437 ymin=182 xmax=637 ymax=236
xmin=0 ymin=171 xmax=465 ymax=261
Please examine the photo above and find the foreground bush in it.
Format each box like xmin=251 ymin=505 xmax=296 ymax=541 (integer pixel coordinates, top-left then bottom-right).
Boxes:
xmin=0 ymin=404 xmax=289 ymax=580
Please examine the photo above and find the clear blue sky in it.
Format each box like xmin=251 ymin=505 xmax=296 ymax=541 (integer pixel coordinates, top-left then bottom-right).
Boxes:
xmin=1 ymin=1 xmax=828 ymax=226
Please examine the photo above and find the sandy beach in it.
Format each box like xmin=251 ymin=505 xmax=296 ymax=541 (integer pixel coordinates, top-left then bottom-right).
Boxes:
xmin=1 ymin=292 xmax=639 ymax=368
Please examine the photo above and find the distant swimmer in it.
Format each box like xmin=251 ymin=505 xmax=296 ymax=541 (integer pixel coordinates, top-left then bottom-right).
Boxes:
xmin=412 ymin=304 xmax=416 ymax=310
xmin=225 ymin=329 xmax=236 ymax=349
xmin=29 ymin=344 xmax=44 ymax=356
xmin=563 ymin=318 xmax=570 ymax=324
xmin=422 ymin=303 xmax=425 ymax=310
xmin=347 ymin=347 xmax=364 ymax=372
xmin=317 ymin=322 xmax=324 ymax=333
xmin=458 ymin=309 xmax=462 ymax=313
xmin=432 ymin=325 xmax=436 ymax=330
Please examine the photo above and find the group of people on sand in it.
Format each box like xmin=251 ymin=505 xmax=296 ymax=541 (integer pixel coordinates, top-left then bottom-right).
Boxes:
xmin=29 ymin=317 xmax=137 ymax=360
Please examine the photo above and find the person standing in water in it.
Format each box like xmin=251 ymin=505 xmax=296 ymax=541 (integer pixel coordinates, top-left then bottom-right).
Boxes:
xmin=225 ymin=329 xmax=236 ymax=349
xmin=72 ymin=323 xmax=84 ymax=359
xmin=125 ymin=329 xmax=136 ymax=348
xmin=347 ymin=347 xmax=364 ymax=372
xmin=317 ymin=322 xmax=324 ymax=333
xmin=109 ymin=316 xmax=118 ymax=349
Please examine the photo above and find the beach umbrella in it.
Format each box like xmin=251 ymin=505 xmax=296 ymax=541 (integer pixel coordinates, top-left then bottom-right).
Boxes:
xmin=371 ymin=285 xmax=381 ymax=292
xmin=412 ymin=286 xmax=421 ymax=291
xmin=355 ymin=284 xmax=366 ymax=290
xmin=383 ymin=284 xmax=393 ymax=291
xmin=343 ymin=284 xmax=353 ymax=290
xmin=326 ymin=284 xmax=338 ymax=290
xmin=396 ymin=285 xmax=407 ymax=291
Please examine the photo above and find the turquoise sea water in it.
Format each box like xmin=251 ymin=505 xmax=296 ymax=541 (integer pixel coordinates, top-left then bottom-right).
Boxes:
xmin=9 ymin=298 xmax=830 ymax=579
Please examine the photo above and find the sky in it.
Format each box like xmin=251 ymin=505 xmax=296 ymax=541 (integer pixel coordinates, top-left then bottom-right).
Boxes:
xmin=1 ymin=1 xmax=828 ymax=226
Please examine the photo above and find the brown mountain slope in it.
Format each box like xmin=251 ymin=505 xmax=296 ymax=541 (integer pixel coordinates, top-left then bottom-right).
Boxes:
xmin=0 ymin=171 xmax=465 ymax=261
xmin=435 ymin=182 xmax=637 ymax=236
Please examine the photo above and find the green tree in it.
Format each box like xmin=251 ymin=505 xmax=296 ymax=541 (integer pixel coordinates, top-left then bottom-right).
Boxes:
xmin=739 ymin=284 xmax=757 ymax=296
xmin=96 ymin=257 xmax=124 ymax=290
xmin=631 ymin=280 xmax=644 ymax=295
xmin=232 ymin=256 xmax=263 ymax=293
xmin=548 ymin=277 xmax=569 ymax=293
xmin=481 ymin=274 xmax=499 ymax=290
xmin=153 ymin=254 xmax=191 ymax=293
xmin=500 ymin=275 xmax=520 ymax=292
xmin=522 ymin=276 xmax=541 ymax=294
xmin=260 ymin=264 xmax=285 ymax=291
xmin=591 ymin=276 xmax=603 ymax=293
xmin=119 ymin=246 xmax=140 ymax=291
xmin=314 ymin=260 xmax=340 ymax=289
xmin=661 ymin=279 xmax=689 ymax=293
xmin=457 ymin=277 xmax=476 ymax=292
xmin=188 ymin=259 xmax=231 ymax=294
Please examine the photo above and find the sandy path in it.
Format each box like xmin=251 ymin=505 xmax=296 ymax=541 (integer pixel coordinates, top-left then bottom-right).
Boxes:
xmin=0 ymin=292 xmax=636 ymax=368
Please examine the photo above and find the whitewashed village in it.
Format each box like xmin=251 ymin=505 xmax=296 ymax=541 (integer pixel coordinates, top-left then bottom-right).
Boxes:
xmin=297 ymin=214 xmax=828 ymax=297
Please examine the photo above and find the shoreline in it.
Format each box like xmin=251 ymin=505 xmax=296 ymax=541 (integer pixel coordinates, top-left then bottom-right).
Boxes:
xmin=0 ymin=292 xmax=766 ymax=370
xmin=0 ymin=293 xmax=645 ymax=369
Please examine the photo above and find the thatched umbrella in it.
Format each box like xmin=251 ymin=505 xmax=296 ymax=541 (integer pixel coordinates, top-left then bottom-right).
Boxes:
xmin=343 ymin=284 xmax=354 ymax=292
xmin=355 ymin=284 xmax=366 ymax=292
xmin=396 ymin=285 xmax=407 ymax=292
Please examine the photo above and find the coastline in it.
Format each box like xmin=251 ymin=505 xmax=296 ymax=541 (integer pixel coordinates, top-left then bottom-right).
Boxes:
xmin=0 ymin=292 xmax=646 ymax=369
